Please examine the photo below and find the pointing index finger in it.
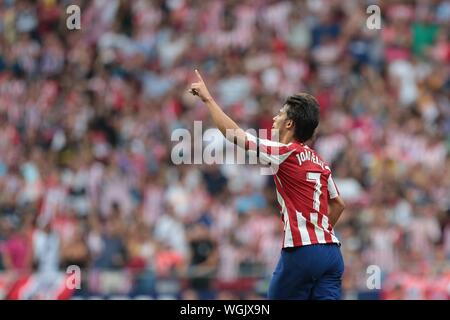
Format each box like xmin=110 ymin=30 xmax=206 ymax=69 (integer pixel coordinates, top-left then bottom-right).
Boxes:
xmin=195 ymin=69 xmax=204 ymax=82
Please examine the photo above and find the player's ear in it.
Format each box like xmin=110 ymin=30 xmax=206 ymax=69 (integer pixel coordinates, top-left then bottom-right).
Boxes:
xmin=286 ymin=119 xmax=294 ymax=129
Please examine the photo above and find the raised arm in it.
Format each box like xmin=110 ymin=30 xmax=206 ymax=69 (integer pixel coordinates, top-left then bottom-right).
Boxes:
xmin=189 ymin=69 xmax=247 ymax=148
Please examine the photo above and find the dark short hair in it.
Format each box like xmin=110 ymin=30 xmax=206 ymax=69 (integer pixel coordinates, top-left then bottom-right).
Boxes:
xmin=284 ymin=93 xmax=319 ymax=142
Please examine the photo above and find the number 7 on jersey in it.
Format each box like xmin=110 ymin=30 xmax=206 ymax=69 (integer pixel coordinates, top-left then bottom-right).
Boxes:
xmin=306 ymin=172 xmax=322 ymax=212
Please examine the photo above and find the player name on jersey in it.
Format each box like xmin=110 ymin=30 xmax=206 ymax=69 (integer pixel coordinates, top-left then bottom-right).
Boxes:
xmin=296 ymin=149 xmax=325 ymax=170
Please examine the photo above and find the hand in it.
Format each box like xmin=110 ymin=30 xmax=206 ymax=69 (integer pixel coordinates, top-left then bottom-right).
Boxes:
xmin=189 ymin=69 xmax=212 ymax=102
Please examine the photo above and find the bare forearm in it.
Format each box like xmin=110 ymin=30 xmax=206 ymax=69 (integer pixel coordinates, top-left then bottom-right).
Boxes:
xmin=203 ymin=97 xmax=246 ymax=146
xmin=190 ymin=69 xmax=246 ymax=146
xmin=203 ymin=97 xmax=239 ymax=133
xmin=329 ymin=197 xmax=345 ymax=227
xmin=329 ymin=205 xmax=344 ymax=226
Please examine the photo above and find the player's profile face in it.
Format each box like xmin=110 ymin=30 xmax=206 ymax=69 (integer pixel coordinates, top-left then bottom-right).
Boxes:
xmin=272 ymin=106 xmax=288 ymax=127
xmin=271 ymin=105 xmax=288 ymax=140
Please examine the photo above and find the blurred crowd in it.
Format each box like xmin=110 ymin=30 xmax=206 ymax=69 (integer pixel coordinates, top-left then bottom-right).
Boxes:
xmin=0 ymin=0 xmax=449 ymax=299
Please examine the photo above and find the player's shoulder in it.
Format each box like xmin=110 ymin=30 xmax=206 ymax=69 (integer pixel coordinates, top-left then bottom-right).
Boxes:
xmin=257 ymin=136 xmax=295 ymax=154
xmin=290 ymin=141 xmax=320 ymax=156
xmin=290 ymin=142 xmax=332 ymax=173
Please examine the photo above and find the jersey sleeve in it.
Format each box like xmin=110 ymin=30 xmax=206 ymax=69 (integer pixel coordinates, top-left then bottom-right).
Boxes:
xmin=244 ymin=132 xmax=295 ymax=165
xmin=327 ymin=174 xmax=340 ymax=199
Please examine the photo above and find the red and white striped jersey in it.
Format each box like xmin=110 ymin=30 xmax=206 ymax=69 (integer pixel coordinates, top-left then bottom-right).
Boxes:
xmin=246 ymin=133 xmax=340 ymax=248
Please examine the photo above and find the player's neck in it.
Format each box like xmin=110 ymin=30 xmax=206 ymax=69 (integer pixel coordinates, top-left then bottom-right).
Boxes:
xmin=280 ymin=132 xmax=306 ymax=146
xmin=280 ymin=132 xmax=295 ymax=145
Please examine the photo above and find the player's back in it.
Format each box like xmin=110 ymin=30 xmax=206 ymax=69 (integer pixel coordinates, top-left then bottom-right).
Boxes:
xmin=276 ymin=142 xmax=340 ymax=248
xmin=245 ymin=133 xmax=340 ymax=248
